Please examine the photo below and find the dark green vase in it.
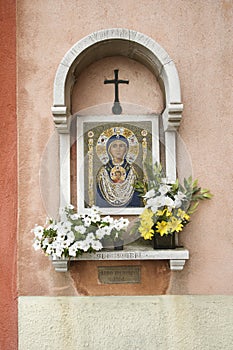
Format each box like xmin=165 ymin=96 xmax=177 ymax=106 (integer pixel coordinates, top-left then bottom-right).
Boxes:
xmin=152 ymin=233 xmax=176 ymax=249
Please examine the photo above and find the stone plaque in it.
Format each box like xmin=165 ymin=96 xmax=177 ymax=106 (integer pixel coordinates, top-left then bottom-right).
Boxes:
xmin=98 ymin=266 xmax=141 ymax=284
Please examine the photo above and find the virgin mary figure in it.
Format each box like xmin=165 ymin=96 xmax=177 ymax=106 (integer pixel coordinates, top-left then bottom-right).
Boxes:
xmin=96 ymin=127 xmax=142 ymax=208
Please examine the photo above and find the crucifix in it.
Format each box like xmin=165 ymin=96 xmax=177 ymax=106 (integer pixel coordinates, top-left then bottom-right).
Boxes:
xmin=104 ymin=69 xmax=129 ymax=114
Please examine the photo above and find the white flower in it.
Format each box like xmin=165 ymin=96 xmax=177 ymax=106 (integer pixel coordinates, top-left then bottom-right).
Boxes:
xmin=32 ymin=225 xmax=44 ymax=240
xmin=78 ymin=240 xmax=90 ymax=252
xmin=68 ymin=244 xmax=78 ymax=257
xmin=46 ymin=245 xmax=53 ymax=255
xmin=61 ymin=240 xmax=70 ymax=249
xmin=67 ymin=231 xmax=75 ymax=243
xmin=159 ymin=184 xmax=172 ymax=196
xmin=66 ymin=204 xmax=74 ymax=210
xmin=96 ymin=226 xmax=111 ymax=239
xmin=95 ymin=228 xmax=105 ymax=240
xmin=146 ymin=197 xmax=157 ymax=208
xmin=146 ymin=196 xmax=164 ymax=212
xmin=51 ymin=241 xmax=59 ymax=249
xmin=118 ymin=217 xmax=129 ymax=228
xmin=176 ymin=191 xmax=187 ymax=200
xmin=75 ymin=241 xmax=84 ymax=250
xmin=56 ymin=232 xmax=66 ymax=242
xmin=57 ymin=226 xmax=68 ymax=236
xmin=163 ymin=196 xmax=174 ymax=208
xmin=102 ymin=216 xmax=114 ymax=224
xmin=91 ymin=240 xmax=103 ymax=251
xmin=42 ymin=238 xmax=49 ymax=248
xmin=55 ymin=247 xmax=64 ymax=258
xmin=114 ymin=221 xmax=124 ymax=231
xmin=75 ymin=225 xmax=86 ymax=234
xmin=51 ymin=253 xmax=59 ymax=260
xmin=90 ymin=213 xmax=101 ymax=223
xmin=70 ymin=214 xmax=79 ymax=220
xmin=144 ymin=189 xmax=155 ymax=199
xmin=62 ymin=221 xmax=72 ymax=231
xmin=174 ymin=196 xmax=182 ymax=208
xmin=33 ymin=240 xmax=41 ymax=251
xmin=102 ymin=226 xmax=112 ymax=235
xmin=55 ymin=222 xmax=64 ymax=230
xmin=86 ymin=232 xmax=95 ymax=243
xmin=83 ymin=217 xmax=92 ymax=227
xmin=90 ymin=205 xmax=100 ymax=214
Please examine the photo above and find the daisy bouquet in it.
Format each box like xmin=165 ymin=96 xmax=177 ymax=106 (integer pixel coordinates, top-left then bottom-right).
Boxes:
xmin=136 ymin=163 xmax=212 ymax=240
xmin=32 ymin=205 xmax=129 ymax=259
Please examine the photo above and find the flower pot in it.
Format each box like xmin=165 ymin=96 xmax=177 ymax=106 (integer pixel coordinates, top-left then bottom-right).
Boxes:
xmin=152 ymin=233 xmax=176 ymax=249
xmin=113 ymin=239 xmax=124 ymax=250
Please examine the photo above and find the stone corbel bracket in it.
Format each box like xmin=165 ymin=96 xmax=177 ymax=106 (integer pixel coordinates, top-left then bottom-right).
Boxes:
xmin=51 ymin=106 xmax=69 ymax=134
xmin=163 ymin=102 xmax=184 ymax=132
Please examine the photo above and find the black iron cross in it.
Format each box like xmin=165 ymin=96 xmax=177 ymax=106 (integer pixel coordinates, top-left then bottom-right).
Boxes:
xmin=104 ymin=69 xmax=129 ymax=114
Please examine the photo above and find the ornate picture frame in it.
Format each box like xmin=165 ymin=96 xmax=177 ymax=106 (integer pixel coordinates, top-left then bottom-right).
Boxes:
xmin=77 ymin=115 xmax=159 ymax=215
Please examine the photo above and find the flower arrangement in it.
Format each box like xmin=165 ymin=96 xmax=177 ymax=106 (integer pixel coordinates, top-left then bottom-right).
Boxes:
xmin=32 ymin=205 xmax=129 ymax=259
xmin=135 ymin=163 xmax=212 ymax=240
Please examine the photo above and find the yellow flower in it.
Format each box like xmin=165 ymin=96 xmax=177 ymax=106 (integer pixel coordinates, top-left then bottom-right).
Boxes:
xmin=140 ymin=228 xmax=154 ymax=240
xmin=177 ymin=209 xmax=190 ymax=221
xmin=155 ymin=221 xmax=168 ymax=236
xmin=139 ymin=223 xmax=154 ymax=240
xmin=165 ymin=209 xmax=172 ymax=217
xmin=140 ymin=208 xmax=154 ymax=221
xmin=139 ymin=209 xmax=154 ymax=240
xmin=156 ymin=208 xmax=172 ymax=217
xmin=168 ymin=217 xmax=183 ymax=233
xmin=177 ymin=209 xmax=185 ymax=218
xmin=156 ymin=209 xmax=165 ymax=216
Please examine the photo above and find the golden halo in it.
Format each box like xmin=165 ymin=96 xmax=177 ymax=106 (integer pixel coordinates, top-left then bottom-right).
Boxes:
xmin=96 ymin=126 xmax=139 ymax=164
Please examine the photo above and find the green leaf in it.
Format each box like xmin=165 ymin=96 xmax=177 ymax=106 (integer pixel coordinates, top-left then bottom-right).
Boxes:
xmin=184 ymin=177 xmax=188 ymax=190
xmin=192 ymin=179 xmax=198 ymax=188
xmin=187 ymin=202 xmax=199 ymax=214
xmin=202 ymin=192 xmax=213 ymax=199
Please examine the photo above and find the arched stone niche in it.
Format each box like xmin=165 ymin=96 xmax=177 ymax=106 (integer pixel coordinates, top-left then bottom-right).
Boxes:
xmin=52 ymin=28 xmax=183 ymax=208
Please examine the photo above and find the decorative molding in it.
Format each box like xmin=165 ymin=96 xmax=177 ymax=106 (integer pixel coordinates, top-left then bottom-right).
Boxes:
xmin=52 ymin=28 xmax=183 ymax=133
xmin=51 ymin=247 xmax=189 ymax=272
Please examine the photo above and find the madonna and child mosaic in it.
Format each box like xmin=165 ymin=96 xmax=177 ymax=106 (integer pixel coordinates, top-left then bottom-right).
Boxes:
xmin=77 ymin=116 xmax=159 ymax=214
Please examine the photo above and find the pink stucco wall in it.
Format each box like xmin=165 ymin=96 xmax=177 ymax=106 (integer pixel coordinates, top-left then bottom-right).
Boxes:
xmin=17 ymin=0 xmax=233 ymax=295
xmin=0 ymin=1 xmax=18 ymax=349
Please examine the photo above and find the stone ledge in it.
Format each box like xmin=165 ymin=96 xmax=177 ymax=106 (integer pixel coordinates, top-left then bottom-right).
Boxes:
xmin=51 ymin=246 xmax=189 ymax=272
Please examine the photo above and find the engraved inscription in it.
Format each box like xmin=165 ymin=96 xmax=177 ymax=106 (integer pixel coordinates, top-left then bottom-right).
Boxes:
xmin=98 ymin=266 xmax=141 ymax=284
xmin=94 ymin=251 xmax=154 ymax=260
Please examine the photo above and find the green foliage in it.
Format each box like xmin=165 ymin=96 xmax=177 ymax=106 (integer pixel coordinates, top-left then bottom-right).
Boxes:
xmin=135 ymin=163 xmax=213 ymax=215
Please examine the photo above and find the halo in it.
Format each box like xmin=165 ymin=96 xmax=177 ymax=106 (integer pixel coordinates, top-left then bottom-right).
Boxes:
xmin=96 ymin=126 xmax=139 ymax=164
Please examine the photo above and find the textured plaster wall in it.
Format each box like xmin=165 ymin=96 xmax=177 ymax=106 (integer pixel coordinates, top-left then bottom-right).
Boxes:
xmin=0 ymin=1 xmax=18 ymax=349
xmin=17 ymin=0 xmax=233 ymax=297
xmin=19 ymin=296 xmax=233 ymax=350
xmin=72 ymin=56 xmax=164 ymax=115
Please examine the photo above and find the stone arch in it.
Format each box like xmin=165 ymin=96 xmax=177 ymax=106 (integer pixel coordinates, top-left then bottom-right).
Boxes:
xmin=52 ymin=28 xmax=183 ymax=207
xmin=52 ymin=28 xmax=183 ymax=133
